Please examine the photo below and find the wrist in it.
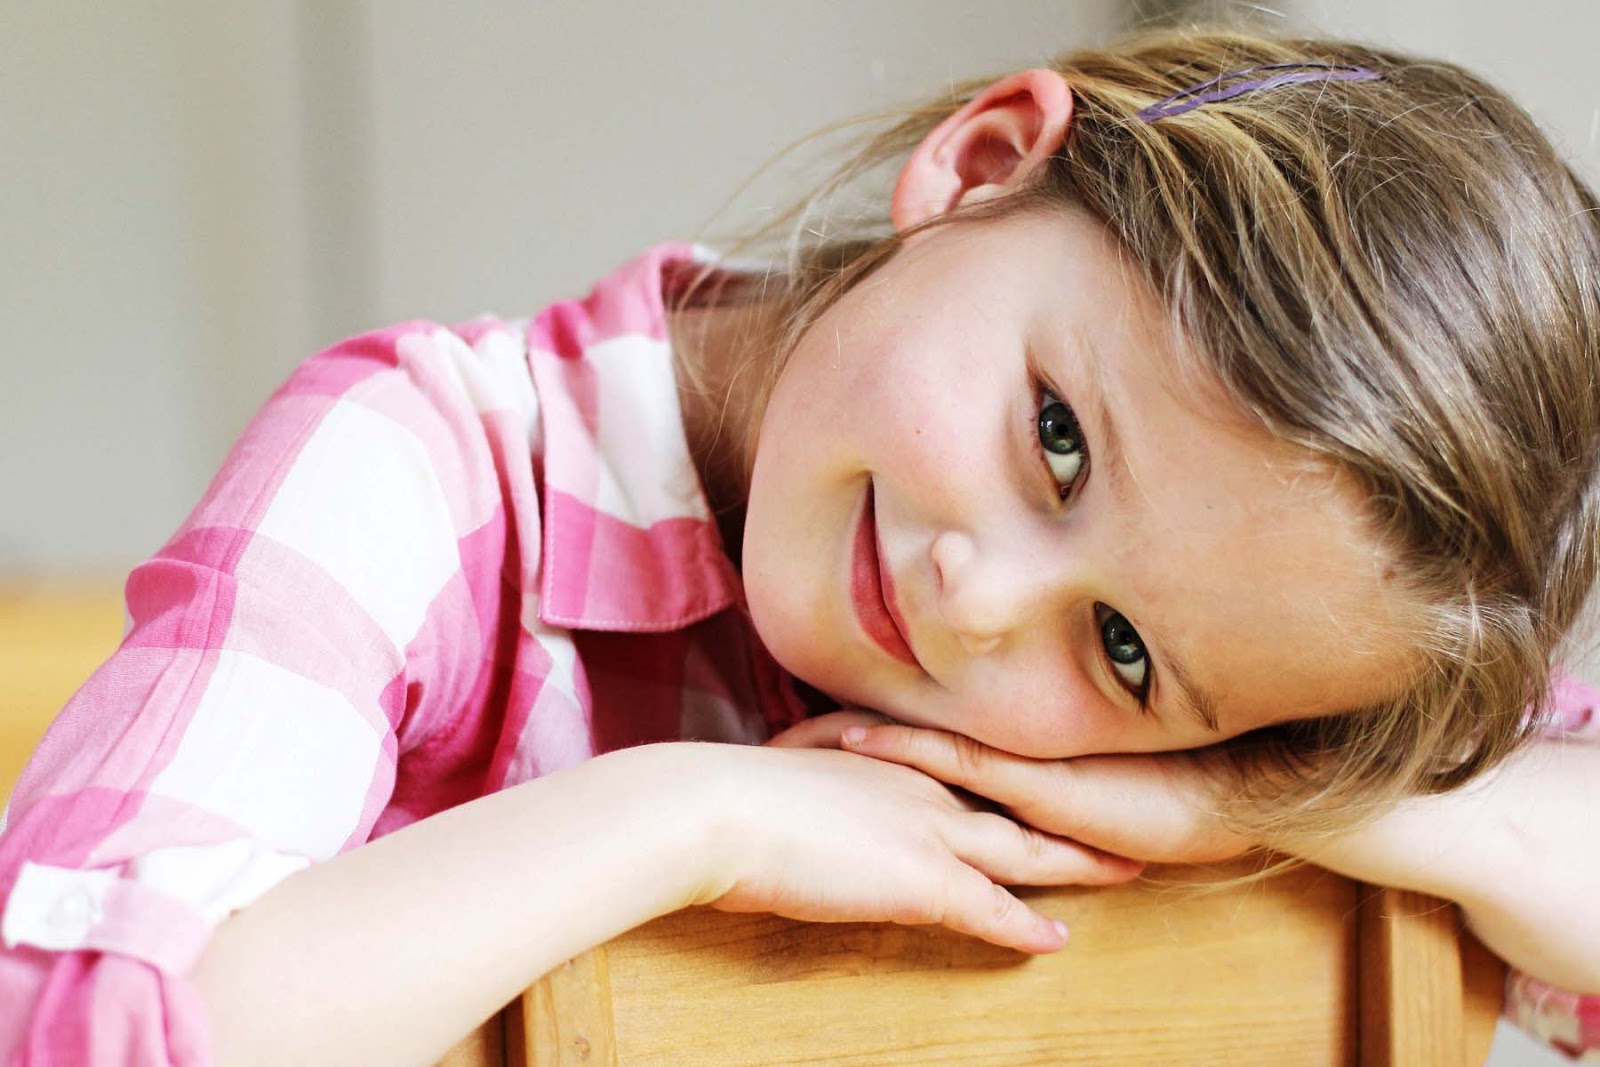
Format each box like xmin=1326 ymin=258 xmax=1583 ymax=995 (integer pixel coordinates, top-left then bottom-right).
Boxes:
xmin=1280 ymin=761 xmax=1533 ymax=909
xmin=574 ymin=742 xmax=745 ymax=914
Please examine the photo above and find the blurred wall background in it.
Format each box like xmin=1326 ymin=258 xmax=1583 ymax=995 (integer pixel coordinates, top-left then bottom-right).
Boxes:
xmin=4 ymin=1 xmax=1598 ymax=579
xmin=2 ymin=0 xmax=1130 ymax=576
xmin=12 ymin=0 xmax=1600 ymax=579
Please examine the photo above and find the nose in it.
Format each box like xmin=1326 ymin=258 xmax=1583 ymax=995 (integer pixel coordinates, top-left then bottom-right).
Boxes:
xmin=930 ymin=527 xmax=1061 ymax=656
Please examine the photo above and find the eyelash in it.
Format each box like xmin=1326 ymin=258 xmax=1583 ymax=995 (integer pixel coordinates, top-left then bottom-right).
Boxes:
xmin=1030 ymin=378 xmax=1155 ymax=711
xmin=1031 ymin=380 xmax=1090 ymax=501
xmin=1098 ymin=606 xmax=1155 ymax=712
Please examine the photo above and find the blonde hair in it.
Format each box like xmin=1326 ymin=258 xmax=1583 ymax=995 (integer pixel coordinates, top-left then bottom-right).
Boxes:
xmin=686 ymin=28 xmax=1600 ymax=843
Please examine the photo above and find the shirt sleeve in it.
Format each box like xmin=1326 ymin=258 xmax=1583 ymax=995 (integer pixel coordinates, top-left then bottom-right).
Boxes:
xmin=0 ymin=319 xmax=542 ymax=1066
xmin=1501 ymin=670 xmax=1600 ymax=1060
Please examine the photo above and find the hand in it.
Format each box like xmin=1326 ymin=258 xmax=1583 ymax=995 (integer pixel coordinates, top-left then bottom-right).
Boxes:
xmin=679 ymin=739 xmax=1142 ymax=954
xmin=789 ymin=714 xmax=1255 ymax=865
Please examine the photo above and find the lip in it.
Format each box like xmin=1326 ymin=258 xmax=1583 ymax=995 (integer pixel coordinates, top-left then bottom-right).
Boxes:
xmin=851 ymin=481 xmax=919 ymax=667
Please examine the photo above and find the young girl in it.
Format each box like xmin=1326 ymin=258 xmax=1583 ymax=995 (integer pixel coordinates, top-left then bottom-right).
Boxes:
xmin=5 ymin=26 xmax=1599 ymax=1065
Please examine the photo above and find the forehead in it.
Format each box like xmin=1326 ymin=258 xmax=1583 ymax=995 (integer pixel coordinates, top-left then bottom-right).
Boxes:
xmin=1134 ymin=438 xmax=1410 ymax=723
xmin=1067 ymin=225 xmax=1421 ymax=728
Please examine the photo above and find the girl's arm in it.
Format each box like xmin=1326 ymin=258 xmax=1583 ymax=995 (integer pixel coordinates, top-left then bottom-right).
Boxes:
xmin=1290 ymin=738 xmax=1600 ymax=994
xmin=817 ymin=715 xmax=1600 ymax=993
xmin=190 ymin=744 xmax=705 ymax=1067
xmin=191 ymin=740 xmax=1138 ymax=1067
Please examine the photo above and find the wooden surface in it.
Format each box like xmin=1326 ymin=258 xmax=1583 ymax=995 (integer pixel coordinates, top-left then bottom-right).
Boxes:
xmin=526 ymin=864 xmax=1363 ymax=1066
xmin=503 ymin=870 xmax=1503 ymax=1067
xmin=0 ymin=586 xmax=1508 ymax=1065
xmin=1358 ymin=886 xmax=1510 ymax=1067
xmin=523 ymin=945 xmax=619 ymax=1065
xmin=0 ymin=581 xmax=126 ymax=800
xmin=437 ymin=1015 xmax=508 ymax=1067
xmin=1460 ymin=915 xmax=1509 ymax=1065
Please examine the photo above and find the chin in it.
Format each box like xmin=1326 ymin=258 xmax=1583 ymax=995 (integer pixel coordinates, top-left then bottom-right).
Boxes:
xmin=779 ymin=643 xmax=871 ymax=708
xmin=746 ymin=588 xmax=838 ymax=688
xmin=800 ymin=665 xmax=923 ymax=727
xmin=758 ymin=621 xmax=881 ymax=714
xmin=744 ymin=566 xmax=914 ymax=720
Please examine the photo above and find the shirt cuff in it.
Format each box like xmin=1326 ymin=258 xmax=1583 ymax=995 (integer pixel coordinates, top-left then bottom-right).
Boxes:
xmin=3 ymin=841 xmax=310 ymax=975
xmin=3 ymin=862 xmax=210 ymax=974
xmin=1507 ymin=970 xmax=1600 ymax=1059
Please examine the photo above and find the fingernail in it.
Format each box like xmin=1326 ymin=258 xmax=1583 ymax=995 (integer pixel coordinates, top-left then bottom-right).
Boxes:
xmin=841 ymin=726 xmax=868 ymax=745
xmin=1053 ymin=920 xmax=1070 ymax=943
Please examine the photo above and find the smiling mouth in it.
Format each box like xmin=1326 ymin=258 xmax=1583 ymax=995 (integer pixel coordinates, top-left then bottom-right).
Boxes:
xmin=851 ymin=481 xmax=918 ymax=667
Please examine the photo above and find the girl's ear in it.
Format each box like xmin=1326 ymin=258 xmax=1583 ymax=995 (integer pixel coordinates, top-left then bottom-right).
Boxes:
xmin=891 ymin=69 xmax=1074 ymax=232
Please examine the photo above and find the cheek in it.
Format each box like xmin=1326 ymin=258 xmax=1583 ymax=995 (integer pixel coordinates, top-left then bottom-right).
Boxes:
xmin=953 ymin=657 xmax=1220 ymax=759
xmin=857 ymin=369 xmax=999 ymax=509
xmin=953 ymin=668 xmax=1119 ymax=759
xmin=739 ymin=468 xmax=819 ymax=674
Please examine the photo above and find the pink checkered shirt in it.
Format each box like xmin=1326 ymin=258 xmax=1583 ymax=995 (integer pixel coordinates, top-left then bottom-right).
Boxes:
xmin=0 ymin=245 xmax=806 ymax=1065
xmin=1 ymin=244 xmax=1597 ymax=1064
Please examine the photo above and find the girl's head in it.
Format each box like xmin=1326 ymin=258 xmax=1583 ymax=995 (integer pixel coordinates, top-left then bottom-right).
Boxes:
xmin=681 ymin=27 xmax=1600 ymax=840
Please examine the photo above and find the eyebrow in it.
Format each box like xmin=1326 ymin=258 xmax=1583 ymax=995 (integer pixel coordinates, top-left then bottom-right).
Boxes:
xmin=1080 ymin=333 xmax=1223 ymax=736
xmin=1159 ymin=641 xmax=1222 ymax=734
xmin=1080 ymin=328 xmax=1131 ymax=508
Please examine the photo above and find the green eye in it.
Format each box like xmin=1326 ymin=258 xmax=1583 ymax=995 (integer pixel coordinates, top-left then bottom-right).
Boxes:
xmin=1101 ymin=611 xmax=1148 ymax=691
xmin=1038 ymin=395 xmax=1085 ymax=492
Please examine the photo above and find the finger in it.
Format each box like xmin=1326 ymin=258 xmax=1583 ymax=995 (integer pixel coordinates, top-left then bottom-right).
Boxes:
xmin=945 ymin=810 xmax=1144 ymax=887
xmin=933 ymin=864 xmax=1071 ymax=955
xmin=845 ymin=727 xmax=1193 ymax=859
xmin=842 ymin=724 xmax=1059 ymax=811
xmin=766 ymin=710 xmax=894 ymax=749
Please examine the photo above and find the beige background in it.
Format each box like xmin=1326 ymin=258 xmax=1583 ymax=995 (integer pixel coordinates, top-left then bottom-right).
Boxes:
xmin=6 ymin=1 xmax=1598 ymax=581
xmin=2 ymin=0 xmax=1128 ymax=575
xmin=2 ymin=6 xmax=1594 ymax=1062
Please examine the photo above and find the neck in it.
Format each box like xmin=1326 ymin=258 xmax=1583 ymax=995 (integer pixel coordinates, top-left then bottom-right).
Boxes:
xmin=667 ymin=296 xmax=781 ymax=568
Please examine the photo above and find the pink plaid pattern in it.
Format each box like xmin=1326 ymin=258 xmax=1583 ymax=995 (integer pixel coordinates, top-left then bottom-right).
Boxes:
xmin=0 ymin=245 xmax=805 ymax=1065
xmin=1509 ymin=972 xmax=1600 ymax=1061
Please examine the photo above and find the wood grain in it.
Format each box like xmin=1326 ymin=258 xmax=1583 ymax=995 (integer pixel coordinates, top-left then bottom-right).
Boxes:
xmin=523 ymin=863 xmax=1360 ymax=1066
xmin=1461 ymin=924 xmax=1509 ymax=1066
xmin=523 ymin=945 xmax=618 ymax=1066
xmin=1358 ymin=887 xmax=1472 ymax=1066
xmin=436 ymin=1013 xmax=507 ymax=1067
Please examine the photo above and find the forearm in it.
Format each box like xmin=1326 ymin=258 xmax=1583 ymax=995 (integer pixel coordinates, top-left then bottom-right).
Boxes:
xmin=190 ymin=743 xmax=712 ymax=1067
xmin=1290 ymin=740 xmax=1600 ymax=993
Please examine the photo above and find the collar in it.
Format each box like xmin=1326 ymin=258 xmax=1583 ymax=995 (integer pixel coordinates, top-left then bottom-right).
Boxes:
xmin=528 ymin=244 xmax=745 ymax=633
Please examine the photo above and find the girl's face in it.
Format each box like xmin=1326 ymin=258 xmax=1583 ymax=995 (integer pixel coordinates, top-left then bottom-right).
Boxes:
xmin=741 ymin=209 xmax=1418 ymax=758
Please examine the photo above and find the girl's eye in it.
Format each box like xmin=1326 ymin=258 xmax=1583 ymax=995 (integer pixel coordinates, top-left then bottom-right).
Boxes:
xmin=1037 ymin=392 xmax=1087 ymax=496
xmin=1100 ymin=610 xmax=1150 ymax=697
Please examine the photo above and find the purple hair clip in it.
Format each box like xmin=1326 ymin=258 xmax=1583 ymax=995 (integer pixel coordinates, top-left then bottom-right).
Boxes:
xmin=1136 ymin=62 xmax=1383 ymax=122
